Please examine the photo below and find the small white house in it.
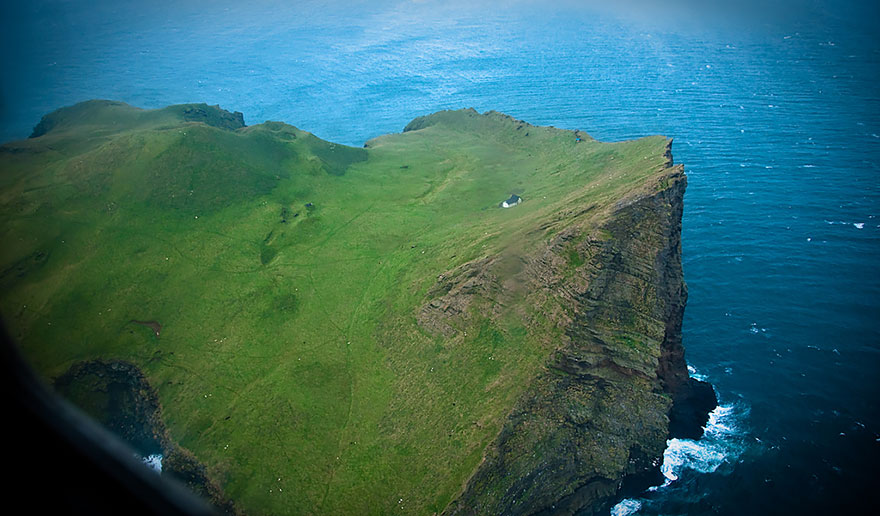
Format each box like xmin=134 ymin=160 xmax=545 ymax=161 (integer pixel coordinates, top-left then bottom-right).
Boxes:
xmin=501 ymin=194 xmax=522 ymax=208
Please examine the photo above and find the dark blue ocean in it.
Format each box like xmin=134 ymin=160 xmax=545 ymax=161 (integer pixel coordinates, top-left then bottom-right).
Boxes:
xmin=3 ymin=1 xmax=878 ymax=514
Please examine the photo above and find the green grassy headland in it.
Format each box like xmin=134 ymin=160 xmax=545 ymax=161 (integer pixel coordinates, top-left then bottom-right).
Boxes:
xmin=0 ymin=100 xmax=674 ymax=515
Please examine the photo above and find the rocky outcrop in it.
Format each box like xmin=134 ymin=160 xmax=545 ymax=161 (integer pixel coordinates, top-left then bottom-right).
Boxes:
xmin=28 ymin=100 xmax=245 ymax=139
xmin=181 ymin=103 xmax=246 ymax=130
xmin=443 ymin=155 xmax=715 ymax=515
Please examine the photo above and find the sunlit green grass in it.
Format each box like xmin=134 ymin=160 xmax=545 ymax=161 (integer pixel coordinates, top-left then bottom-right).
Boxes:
xmin=0 ymin=101 xmax=672 ymax=515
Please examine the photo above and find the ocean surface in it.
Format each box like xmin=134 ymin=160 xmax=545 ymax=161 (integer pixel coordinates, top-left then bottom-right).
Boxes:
xmin=2 ymin=1 xmax=878 ymax=514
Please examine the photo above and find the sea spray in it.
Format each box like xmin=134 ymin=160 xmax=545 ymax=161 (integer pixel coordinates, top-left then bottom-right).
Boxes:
xmin=612 ymin=379 xmax=750 ymax=514
xmin=141 ymin=453 xmax=163 ymax=473
xmin=610 ymin=498 xmax=642 ymax=516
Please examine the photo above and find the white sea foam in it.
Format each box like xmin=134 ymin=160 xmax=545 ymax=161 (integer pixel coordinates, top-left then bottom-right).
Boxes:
xmin=660 ymin=438 xmax=727 ymax=483
xmin=612 ymin=369 xmax=749 ymax=511
xmin=825 ymin=220 xmax=866 ymax=229
xmin=659 ymin=403 xmax=745 ymax=487
xmin=687 ymin=364 xmax=708 ymax=381
xmin=142 ymin=453 xmax=163 ymax=473
xmin=611 ymin=498 xmax=642 ymax=516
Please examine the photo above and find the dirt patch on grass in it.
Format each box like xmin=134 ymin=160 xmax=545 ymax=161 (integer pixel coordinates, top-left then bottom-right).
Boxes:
xmin=131 ymin=320 xmax=161 ymax=337
xmin=418 ymin=256 xmax=496 ymax=337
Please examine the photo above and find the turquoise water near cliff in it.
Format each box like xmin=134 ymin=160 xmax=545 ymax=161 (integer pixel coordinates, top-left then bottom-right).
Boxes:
xmin=2 ymin=1 xmax=878 ymax=513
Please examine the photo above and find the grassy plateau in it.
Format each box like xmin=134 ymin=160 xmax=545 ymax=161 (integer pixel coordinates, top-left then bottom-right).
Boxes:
xmin=0 ymin=101 xmax=674 ymax=515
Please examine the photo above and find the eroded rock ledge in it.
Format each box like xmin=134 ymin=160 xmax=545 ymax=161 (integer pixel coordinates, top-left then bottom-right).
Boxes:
xmin=443 ymin=158 xmax=716 ymax=515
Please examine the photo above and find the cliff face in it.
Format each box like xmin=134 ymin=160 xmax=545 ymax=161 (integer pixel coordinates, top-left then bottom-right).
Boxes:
xmin=54 ymin=360 xmax=240 ymax=515
xmin=444 ymin=158 xmax=715 ymax=515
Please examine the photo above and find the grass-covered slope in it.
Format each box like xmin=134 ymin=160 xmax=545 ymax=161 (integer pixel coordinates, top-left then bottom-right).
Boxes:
xmin=0 ymin=101 xmax=685 ymax=515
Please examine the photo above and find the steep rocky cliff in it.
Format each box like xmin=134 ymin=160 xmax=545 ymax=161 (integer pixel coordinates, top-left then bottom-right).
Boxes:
xmin=443 ymin=149 xmax=716 ymax=515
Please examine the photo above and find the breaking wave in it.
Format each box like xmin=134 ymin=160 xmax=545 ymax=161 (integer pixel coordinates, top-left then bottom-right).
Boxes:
xmin=141 ymin=453 xmax=163 ymax=473
xmin=659 ymin=403 xmax=745 ymax=484
xmin=686 ymin=364 xmax=708 ymax=381
xmin=610 ymin=498 xmax=642 ymax=516
xmin=611 ymin=374 xmax=750 ymax=515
